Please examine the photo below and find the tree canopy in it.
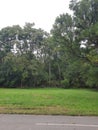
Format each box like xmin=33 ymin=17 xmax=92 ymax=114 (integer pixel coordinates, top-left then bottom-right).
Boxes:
xmin=0 ymin=0 xmax=98 ymax=88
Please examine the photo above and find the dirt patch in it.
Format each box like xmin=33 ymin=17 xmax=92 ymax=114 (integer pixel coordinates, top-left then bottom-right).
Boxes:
xmin=0 ymin=106 xmax=68 ymax=115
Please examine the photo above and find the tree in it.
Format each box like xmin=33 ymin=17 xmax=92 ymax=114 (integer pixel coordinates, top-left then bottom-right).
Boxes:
xmin=70 ymin=0 xmax=98 ymax=48
xmin=51 ymin=13 xmax=82 ymax=87
xmin=69 ymin=0 xmax=98 ymax=88
xmin=0 ymin=23 xmax=49 ymax=88
xmin=0 ymin=0 xmax=98 ymax=88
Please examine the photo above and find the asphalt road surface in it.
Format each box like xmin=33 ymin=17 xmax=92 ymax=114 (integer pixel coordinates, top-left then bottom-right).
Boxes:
xmin=0 ymin=114 xmax=98 ymax=130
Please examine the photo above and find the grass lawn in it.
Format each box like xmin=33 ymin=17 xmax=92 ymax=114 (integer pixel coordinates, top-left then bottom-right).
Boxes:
xmin=0 ymin=88 xmax=98 ymax=116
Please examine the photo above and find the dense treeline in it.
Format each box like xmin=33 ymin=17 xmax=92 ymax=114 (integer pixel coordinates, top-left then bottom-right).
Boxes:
xmin=0 ymin=0 xmax=98 ymax=88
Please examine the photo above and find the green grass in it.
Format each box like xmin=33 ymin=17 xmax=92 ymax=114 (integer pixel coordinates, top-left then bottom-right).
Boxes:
xmin=0 ymin=88 xmax=98 ymax=116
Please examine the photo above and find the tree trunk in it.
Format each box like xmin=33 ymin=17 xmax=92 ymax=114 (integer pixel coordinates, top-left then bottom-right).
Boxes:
xmin=49 ymin=62 xmax=51 ymax=86
xmin=57 ymin=63 xmax=61 ymax=81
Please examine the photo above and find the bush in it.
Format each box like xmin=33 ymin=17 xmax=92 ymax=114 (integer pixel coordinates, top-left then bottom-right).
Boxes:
xmin=61 ymin=79 xmax=69 ymax=88
xmin=47 ymin=80 xmax=60 ymax=87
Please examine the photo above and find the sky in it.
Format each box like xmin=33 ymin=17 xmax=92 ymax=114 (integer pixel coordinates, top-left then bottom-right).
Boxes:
xmin=0 ymin=0 xmax=71 ymax=32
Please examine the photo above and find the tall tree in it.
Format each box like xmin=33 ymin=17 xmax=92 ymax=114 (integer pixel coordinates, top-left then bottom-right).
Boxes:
xmin=69 ymin=0 xmax=98 ymax=88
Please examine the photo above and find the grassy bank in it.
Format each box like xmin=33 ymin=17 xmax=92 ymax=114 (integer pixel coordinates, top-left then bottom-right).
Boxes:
xmin=0 ymin=88 xmax=98 ymax=116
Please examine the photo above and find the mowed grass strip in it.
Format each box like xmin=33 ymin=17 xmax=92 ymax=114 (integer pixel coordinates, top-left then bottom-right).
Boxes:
xmin=0 ymin=88 xmax=98 ymax=115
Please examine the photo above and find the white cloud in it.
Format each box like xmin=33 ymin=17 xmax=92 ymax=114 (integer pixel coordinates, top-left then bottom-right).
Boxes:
xmin=0 ymin=0 xmax=71 ymax=32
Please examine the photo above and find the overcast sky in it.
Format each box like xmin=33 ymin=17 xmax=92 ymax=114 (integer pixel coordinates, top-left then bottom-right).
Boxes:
xmin=0 ymin=0 xmax=71 ymax=32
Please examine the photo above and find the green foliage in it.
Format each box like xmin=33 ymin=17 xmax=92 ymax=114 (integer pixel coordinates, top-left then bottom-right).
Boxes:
xmin=61 ymin=79 xmax=69 ymax=88
xmin=86 ymin=66 xmax=98 ymax=88
xmin=0 ymin=0 xmax=98 ymax=88
xmin=87 ymin=49 xmax=98 ymax=65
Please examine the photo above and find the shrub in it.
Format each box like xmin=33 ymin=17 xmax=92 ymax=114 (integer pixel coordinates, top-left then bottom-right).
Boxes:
xmin=61 ymin=79 xmax=69 ymax=88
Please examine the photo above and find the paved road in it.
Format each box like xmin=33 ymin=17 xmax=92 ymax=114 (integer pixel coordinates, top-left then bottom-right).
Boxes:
xmin=0 ymin=114 xmax=98 ymax=130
